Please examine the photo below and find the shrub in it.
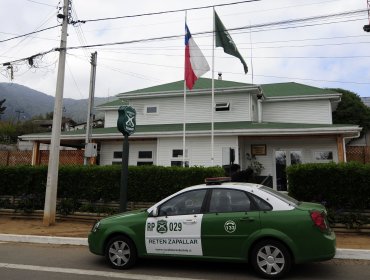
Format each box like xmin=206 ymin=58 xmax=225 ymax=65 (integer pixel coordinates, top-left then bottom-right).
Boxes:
xmin=287 ymin=162 xmax=370 ymax=230
xmin=287 ymin=162 xmax=370 ymax=211
xmin=0 ymin=165 xmax=224 ymax=205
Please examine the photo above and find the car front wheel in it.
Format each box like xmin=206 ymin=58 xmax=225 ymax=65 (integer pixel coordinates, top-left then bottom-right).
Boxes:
xmin=251 ymin=239 xmax=291 ymax=279
xmin=105 ymin=235 xmax=137 ymax=269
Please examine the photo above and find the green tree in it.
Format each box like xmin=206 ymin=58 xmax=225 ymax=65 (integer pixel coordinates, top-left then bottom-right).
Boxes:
xmin=330 ymin=88 xmax=370 ymax=137
xmin=0 ymin=121 xmax=17 ymax=143
xmin=0 ymin=99 xmax=6 ymax=119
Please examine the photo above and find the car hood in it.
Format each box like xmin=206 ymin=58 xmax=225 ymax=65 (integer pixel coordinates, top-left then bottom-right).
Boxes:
xmin=101 ymin=209 xmax=147 ymax=223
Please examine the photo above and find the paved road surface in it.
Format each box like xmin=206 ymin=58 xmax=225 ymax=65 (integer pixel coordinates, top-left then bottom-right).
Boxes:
xmin=1 ymin=242 xmax=369 ymax=280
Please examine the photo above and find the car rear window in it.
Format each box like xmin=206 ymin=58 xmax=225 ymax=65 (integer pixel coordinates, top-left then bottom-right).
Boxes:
xmin=259 ymin=186 xmax=299 ymax=207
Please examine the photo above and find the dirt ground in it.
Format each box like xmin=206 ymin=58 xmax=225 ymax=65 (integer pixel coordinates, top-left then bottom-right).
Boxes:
xmin=0 ymin=216 xmax=369 ymax=249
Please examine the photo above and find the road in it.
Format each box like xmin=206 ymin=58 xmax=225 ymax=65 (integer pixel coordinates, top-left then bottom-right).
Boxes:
xmin=0 ymin=242 xmax=369 ymax=280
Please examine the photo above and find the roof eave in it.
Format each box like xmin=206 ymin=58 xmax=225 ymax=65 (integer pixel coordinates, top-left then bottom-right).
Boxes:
xmin=19 ymin=125 xmax=361 ymax=141
xmin=116 ymin=85 xmax=260 ymax=99
xmin=263 ymin=93 xmax=342 ymax=102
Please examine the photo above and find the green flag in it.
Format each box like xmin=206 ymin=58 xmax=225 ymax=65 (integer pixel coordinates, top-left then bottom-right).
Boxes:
xmin=214 ymin=10 xmax=248 ymax=74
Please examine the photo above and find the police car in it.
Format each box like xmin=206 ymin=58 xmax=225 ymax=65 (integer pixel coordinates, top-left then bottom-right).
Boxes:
xmin=88 ymin=178 xmax=336 ymax=279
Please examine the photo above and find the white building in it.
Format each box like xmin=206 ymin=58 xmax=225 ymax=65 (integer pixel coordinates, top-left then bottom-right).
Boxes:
xmin=20 ymin=78 xmax=361 ymax=191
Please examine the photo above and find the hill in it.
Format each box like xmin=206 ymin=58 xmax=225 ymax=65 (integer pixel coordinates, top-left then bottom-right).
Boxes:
xmin=0 ymin=83 xmax=115 ymax=122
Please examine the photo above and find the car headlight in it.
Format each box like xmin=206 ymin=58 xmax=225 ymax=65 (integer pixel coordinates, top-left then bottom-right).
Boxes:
xmin=91 ymin=221 xmax=101 ymax=233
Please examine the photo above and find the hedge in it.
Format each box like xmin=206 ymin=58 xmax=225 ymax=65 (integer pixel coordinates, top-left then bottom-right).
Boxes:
xmin=287 ymin=162 xmax=370 ymax=211
xmin=0 ymin=165 xmax=225 ymax=204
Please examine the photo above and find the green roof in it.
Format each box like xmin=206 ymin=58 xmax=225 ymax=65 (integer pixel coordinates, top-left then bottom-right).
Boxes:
xmin=97 ymin=79 xmax=339 ymax=108
xmin=260 ymin=82 xmax=338 ymax=98
xmin=119 ymin=78 xmax=251 ymax=95
xmin=97 ymin=99 xmax=127 ymax=107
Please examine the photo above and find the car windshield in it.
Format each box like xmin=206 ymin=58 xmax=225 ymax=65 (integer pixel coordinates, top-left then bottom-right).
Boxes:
xmin=259 ymin=186 xmax=299 ymax=206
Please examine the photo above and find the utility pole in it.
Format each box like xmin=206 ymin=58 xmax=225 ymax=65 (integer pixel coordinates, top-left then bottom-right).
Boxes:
xmin=15 ymin=110 xmax=24 ymax=122
xmin=43 ymin=0 xmax=69 ymax=226
xmin=364 ymin=0 xmax=370 ymax=32
xmin=84 ymin=52 xmax=97 ymax=165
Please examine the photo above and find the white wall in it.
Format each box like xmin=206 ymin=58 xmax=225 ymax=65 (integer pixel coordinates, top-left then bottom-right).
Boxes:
xmin=156 ymin=136 xmax=239 ymax=167
xmin=262 ymin=99 xmax=332 ymax=124
xmin=99 ymin=136 xmax=239 ymax=167
xmin=104 ymin=93 xmax=251 ymax=128
xmin=99 ymin=140 xmax=157 ymax=166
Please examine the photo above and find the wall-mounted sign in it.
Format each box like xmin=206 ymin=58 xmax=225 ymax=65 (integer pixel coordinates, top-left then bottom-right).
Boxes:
xmin=251 ymin=144 xmax=266 ymax=156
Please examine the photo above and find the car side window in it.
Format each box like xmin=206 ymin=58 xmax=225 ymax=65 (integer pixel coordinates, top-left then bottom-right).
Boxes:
xmin=250 ymin=193 xmax=273 ymax=211
xmin=158 ymin=189 xmax=207 ymax=216
xmin=209 ymin=189 xmax=252 ymax=213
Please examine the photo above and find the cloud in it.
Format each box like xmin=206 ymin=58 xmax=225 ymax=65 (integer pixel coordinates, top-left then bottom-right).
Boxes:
xmin=0 ymin=0 xmax=369 ymax=98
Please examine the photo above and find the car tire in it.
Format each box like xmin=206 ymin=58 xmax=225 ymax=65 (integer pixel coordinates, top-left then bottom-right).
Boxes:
xmin=105 ymin=235 xmax=137 ymax=269
xmin=251 ymin=239 xmax=292 ymax=279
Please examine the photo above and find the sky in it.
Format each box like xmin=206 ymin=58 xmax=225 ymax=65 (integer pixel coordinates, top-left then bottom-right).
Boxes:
xmin=0 ymin=0 xmax=369 ymax=100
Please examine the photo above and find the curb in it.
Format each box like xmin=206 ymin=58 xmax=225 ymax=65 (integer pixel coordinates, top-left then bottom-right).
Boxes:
xmin=1 ymin=234 xmax=370 ymax=260
xmin=0 ymin=234 xmax=87 ymax=246
xmin=334 ymin=248 xmax=370 ymax=260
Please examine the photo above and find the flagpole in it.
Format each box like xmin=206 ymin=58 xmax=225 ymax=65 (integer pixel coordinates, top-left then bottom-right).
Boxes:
xmin=249 ymin=21 xmax=254 ymax=84
xmin=211 ymin=7 xmax=215 ymax=166
xmin=183 ymin=11 xmax=187 ymax=167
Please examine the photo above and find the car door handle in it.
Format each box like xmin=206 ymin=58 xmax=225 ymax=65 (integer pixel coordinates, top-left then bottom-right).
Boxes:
xmin=239 ymin=217 xmax=255 ymax=222
xmin=183 ymin=219 xmax=196 ymax=224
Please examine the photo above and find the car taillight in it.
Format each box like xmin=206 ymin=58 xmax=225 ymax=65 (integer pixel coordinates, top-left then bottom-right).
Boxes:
xmin=310 ymin=211 xmax=328 ymax=231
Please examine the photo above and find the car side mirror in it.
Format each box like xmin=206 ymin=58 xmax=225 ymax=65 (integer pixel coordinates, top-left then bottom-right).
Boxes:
xmin=152 ymin=207 xmax=159 ymax=217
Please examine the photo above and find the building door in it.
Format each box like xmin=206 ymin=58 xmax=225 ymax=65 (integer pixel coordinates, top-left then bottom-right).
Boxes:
xmin=274 ymin=150 xmax=302 ymax=191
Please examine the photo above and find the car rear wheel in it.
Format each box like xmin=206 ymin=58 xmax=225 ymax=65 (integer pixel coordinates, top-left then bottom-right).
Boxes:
xmin=251 ymin=239 xmax=291 ymax=279
xmin=105 ymin=235 xmax=137 ymax=269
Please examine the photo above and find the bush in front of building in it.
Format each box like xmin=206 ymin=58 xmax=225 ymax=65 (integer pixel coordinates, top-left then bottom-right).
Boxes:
xmin=287 ymin=162 xmax=370 ymax=229
xmin=0 ymin=165 xmax=225 ymax=209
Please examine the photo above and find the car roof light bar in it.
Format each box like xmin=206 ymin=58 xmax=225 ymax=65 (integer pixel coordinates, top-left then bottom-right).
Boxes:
xmin=205 ymin=177 xmax=231 ymax=185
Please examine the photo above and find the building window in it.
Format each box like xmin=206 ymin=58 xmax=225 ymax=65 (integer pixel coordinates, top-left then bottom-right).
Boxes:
xmin=171 ymin=161 xmax=189 ymax=167
xmin=137 ymin=161 xmax=153 ymax=166
xmin=215 ymin=102 xmax=230 ymax=111
xmin=137 ymin=150 xmax=153 ymax=166
xmin=113 ymin=151 xmax=122 ymax=159
xmin=139 ymin=151 xmax=152 ymax=159
xmin=172 ymin=149 xmax=188 ymax=158
xmin=171 ymin=149 xmax=188 ymax=167
xmin=314 ymin=151 xmax=333 ymax=161
xmin=145 ymin=106 xmax=158 ymax=114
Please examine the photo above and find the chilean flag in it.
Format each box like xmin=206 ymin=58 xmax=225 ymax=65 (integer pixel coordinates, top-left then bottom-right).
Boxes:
xmin=185 ymin=24 xmax=210 ymax=90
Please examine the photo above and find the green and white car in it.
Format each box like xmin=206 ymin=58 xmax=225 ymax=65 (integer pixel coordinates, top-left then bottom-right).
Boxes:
xmin=88 ymin=179 xmax=336 ymax=279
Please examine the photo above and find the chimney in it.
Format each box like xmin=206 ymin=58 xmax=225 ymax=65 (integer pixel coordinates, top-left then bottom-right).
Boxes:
xmin=218 ymin=72 xmax=222 ymax=80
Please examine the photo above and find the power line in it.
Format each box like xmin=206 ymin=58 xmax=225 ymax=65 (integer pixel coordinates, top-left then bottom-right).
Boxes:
xmin=25 ymin=0 xmax=58 ymax=8
xmin=62 ymin=9 xmax=368 ymax=51
xmin=72 ymin=0 xmax=261 ymax=24
xmin=1 ymin=3 xmax=368 ymax=89
xmin=254 ymin=74 xmax=370 ymax=85
xmin=0 ymin=25 xmax=61 ymax=44
xmin=1 ymin=12 xmax=367 ymax=66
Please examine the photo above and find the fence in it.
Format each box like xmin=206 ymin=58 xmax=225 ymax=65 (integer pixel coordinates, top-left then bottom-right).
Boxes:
xmin=1 ymin=147 xmax=369 ymax=166
xmin=346 ymin=146 xmax=370 ymax=164
xmin=0 ymin=150 xmax=84 ymax=166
